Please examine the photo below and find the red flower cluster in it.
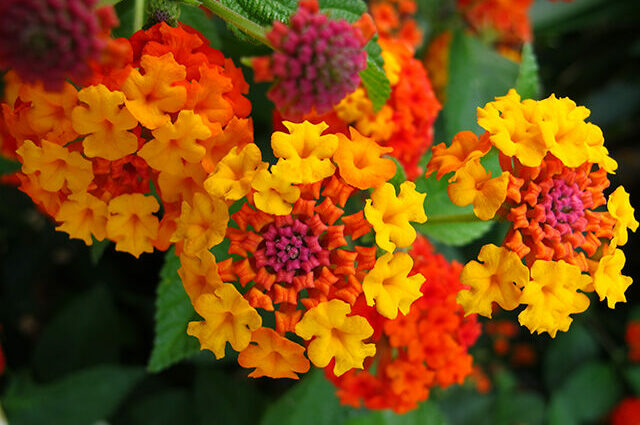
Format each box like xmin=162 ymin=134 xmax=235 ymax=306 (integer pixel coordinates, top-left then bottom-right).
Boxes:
xmin=626 ymin=321 xmax=640 ymax=363
xmin=326 ymin=236 xmax=480 ymax=413
xmin=611 ymin=398 xmax=640 ymax=425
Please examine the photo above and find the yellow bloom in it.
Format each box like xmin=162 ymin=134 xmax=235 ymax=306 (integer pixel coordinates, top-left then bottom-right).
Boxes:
xmin=425 ymin=131 xmax=491 ymax=180
xmin=364 ymin=181 xmax=427 ymax=252
xmin=204 ymin=144 xmax=267 ymax=201
xmin=593 ymin=249 xmax=632 ymax=309
xmin=447 ymin=158 xmax=509 ymax=221
xmin=19 ymin=81 xmax=78 ymax=145
xmin=457 ymin=244 xmax=529 ymax=317
xmin=178 ymin=249 xmax=224 ymax=304
xmin=334 ymin=88 xmax=372 ymax=123
xmin=362 ymin=252 xmax=425 ymax=319
xmin=518 ymin=260 xmax=591 ymax=338
xmin=382 ymin=49 xmax=401 ymax=86
xmin=270 ymin=121 xmax=338 ymax=184
xmin=607 ymin=186 xmax=638 ymax=246
xmin=238 ymin=327 xmax=310 ymax=379
xmin=72 ymin=84 xmax=139 ymax=160
xmin=122 ymin=53 xmax=187 ymax=130
xmin=355 ymin=105 xmax=395 ymax=142
xmin=333 ymin=128 xmax=396 ymax=190
xmin=188 ymin=284 xmax=262 ymax=359
xmin=138 ymin=110 xmax=211 ymax=174
xmin=478 ymin=89 xmax=613 ymax=170
xmin=55 ymin=192 xmax=108 ymax=245
xmin=251 ymin=169 xmax=300 ymax=215
xmin=171 ymin=192 xmax=229 ymax=255
xmin=157 ymin=163 xmax=207 ymax=204
xmin=106 ymin=194 xmax=159 ymax=258
xmin=295 ymin=299 xmax=375 ymax=376
xmin=16 ymin=140 xmax=93 ymax=193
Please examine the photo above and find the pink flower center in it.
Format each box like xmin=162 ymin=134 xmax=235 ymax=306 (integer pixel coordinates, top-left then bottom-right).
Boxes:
xmin=540 ymin=178 xmax=587 ymax=235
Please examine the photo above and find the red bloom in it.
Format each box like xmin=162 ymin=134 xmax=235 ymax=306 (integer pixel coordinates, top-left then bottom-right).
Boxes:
xmin=626 ymin=321 xmax=640 ymax=363
xmin=611 ymin=398 xmax=640 ymax=425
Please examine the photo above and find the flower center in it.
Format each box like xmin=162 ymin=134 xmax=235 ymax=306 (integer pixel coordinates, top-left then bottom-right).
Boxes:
xmin=541 ymin=178 xmax=586 ymax=234
xmin=256 ymin=218 xmax=326 ymax=279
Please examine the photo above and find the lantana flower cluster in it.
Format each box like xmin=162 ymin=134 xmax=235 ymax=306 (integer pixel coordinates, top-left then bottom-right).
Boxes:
xmin=427 ymin=89 xmax=637 ymax=337
xmin=327 ymin=236 xmax=480 ymax=413
xmin=1 ymin=22 xmax=252 ymax=257
xmin=177 ymin=120 xmax=429 ymax=379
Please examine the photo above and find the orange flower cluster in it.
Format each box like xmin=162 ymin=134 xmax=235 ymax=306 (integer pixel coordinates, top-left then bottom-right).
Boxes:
xmin=626 ymin=321 xmax=640 ymax=363
xmin=179 ymin=120 xmax=428 ymax=380
xmin=428 ymin=90 xmax=637 ymax=337
xmin=0 ymin=22 xmax=252 ymax=257
xmin=457 ymin=0 xmax=534 ymax=44
xmin=485 ymin=320 xmax=536 ymax=366
xmin=370 ymin=0 xmax=423 ymax=50
xmin=326 ymin=236 xmax=480 ymax=413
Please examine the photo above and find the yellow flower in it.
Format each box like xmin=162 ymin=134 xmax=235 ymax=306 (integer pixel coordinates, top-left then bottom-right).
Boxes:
xmin=362 ymin=252 xmax=425 ymax=319
xmin=334 ymin=88 xmax=372 ymax=123
xmin=270 ymin=121 xmax=338 ymax=184
xmin=188 ymin=284 xmax=262 ymax=359
xmin=518 ymin=260 xmax=591 ymax=338
xmin=364 ymin=181 xmax=427 ymax=252
xmin=19 ymin=81 xmax=78 ymax=145
xmin=333 ymin=128 xmax=396 ymax=190
xmin=16 ymin=140 xmax=93 ymax=193
xmin=171 ymin=192 xmax=229 ymax=255
xmin=178 ymin=249 xmax=223 ymax=304
xmin=55 ymin=192 xmax=108 ymax=245
xmin=425 ymin=131 xmax=491 ymax=180
xmin=477 ymin=89 xmax=615 ymax=171
xmin=593 ymin=249 xmax=632 ymax=309
xmin=295 ymin=299 xmax=375 ymax=376
xmin=106 ymin=194 xmax=160 ymax=258
xmin=382 ymin=49 xmax=401 ymax=86
xmin=122 ymin=53 xmax=187 ymax=129
xmin=72 ymin=84 xmax=139 ymax=160
xmin=238 ymin=327 xmax=310 ymax=379
xmin=138 ymin=110 xmax=211 ymax=174
xmin=204 ymin=144 xmax=267 ymax=201
xmin=457 ymin=244 xmax=529 ymax=317
xmin=607 ymin=186 xmax=638 ymax=246
xmin=355 ymin=105 xmax=395 ymax=142
xmin=157 ymin=163 xmax=207 ymax=204
xmin=251 ymin=169 xmax=300 ymax=215
xmin=447 ymin=158 xmax=509 ymax=220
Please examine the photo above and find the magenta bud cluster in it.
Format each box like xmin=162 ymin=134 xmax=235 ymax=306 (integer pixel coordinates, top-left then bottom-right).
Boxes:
xmin=0 ymin=0 xmax=114 ymax=90
xmin=267 ymin=1 xmax=367 ymax=117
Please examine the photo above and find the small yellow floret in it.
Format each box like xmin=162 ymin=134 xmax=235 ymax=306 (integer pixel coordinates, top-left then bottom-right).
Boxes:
xmin=238 ymin=327 xmax=310 ymax=379
xmin=593 ymin=249 xmax=632 ymax=309
xmin=251 ymin=169 xmax=300 ymax=215
xmin=171 ymin=192 xmax=229 ymax=255
xmin=295 ymin=299 xmax=375 ymax=376
xmin=106 ymin=193 xmax=159 ymax=258
xmin=362 ymin=252 xmax=425 ymax=319
xmin=607 ymin=186 xmax=638 ymax=246
xmin=204 ymin=144 xmax=267 ymax=201
xmin=55 ymin=192 xmax=108 ymax=245
xmin=188 ymin=284 xmax=262 ymax=359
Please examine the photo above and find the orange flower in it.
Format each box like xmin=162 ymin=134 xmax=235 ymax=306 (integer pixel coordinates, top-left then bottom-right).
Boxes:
xmin=178 ymin=249 xmax=223 ymax=303
xmin=333 ymin=128 xmax=396 ymax=190
xmin=122 ymin=53 xmax=187 ymax=129
xmin=238 ymin=327 xmax=310 ymax=379
xmin=171 ymin=192 xmax=229 ymax=255
xmin=425 ymin=131 xmax=491 ymax=179
xmin=106 ymin=193 xmax=160 ymax=257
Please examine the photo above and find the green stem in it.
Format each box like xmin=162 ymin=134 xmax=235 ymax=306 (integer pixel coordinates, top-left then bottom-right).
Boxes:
xmin=423 ymin=213 xmax=484 ymax=224
xmin=133 ymin=0 xmax=145 ymax=32
xmin=196 ymin=0 xmax=272 ymax=48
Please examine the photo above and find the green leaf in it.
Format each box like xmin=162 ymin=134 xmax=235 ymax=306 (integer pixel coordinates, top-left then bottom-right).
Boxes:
xmin=626 ymin=366 xmax=640 ymax=395
xmin=32 ymin=285 xmax=131 ymax=381
xmin=543 ymin=323 xmax=600 ymax=390
xmin=3 ymin=365 xmax=144 ymax=425
xmin=387 ymin=156 xmax=407 ymax=191
xmin=97 ymin=0 xmax=125 ymax=6
xmin=195 ymin=367 xmax=268 ymax=425
xmin=260 ymin=370 xmax=350 ymax=425
xmin=0 ymin=156 xmax=20 ymax=176
xmin=515 ymin=43 xmax=541 ymax=100
xmin=90 ymin=238 xmax=111 ymax=264
xmin=548 ymin=395 xmax=578 ymax=425
xmin=147 ymin=248 xmax=200 ymax=373
xmin=179 ymin=3 xmax=222 ymax=49
xmin=556 ymin=362 xmax=622 ymax=422
xmin=443 ymin=30 xmax=519 ymax=144
xmin=345 ymin=401 xmax=450 ymax=425
xmin=413 ymin=173 xmax=494 ymax=246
